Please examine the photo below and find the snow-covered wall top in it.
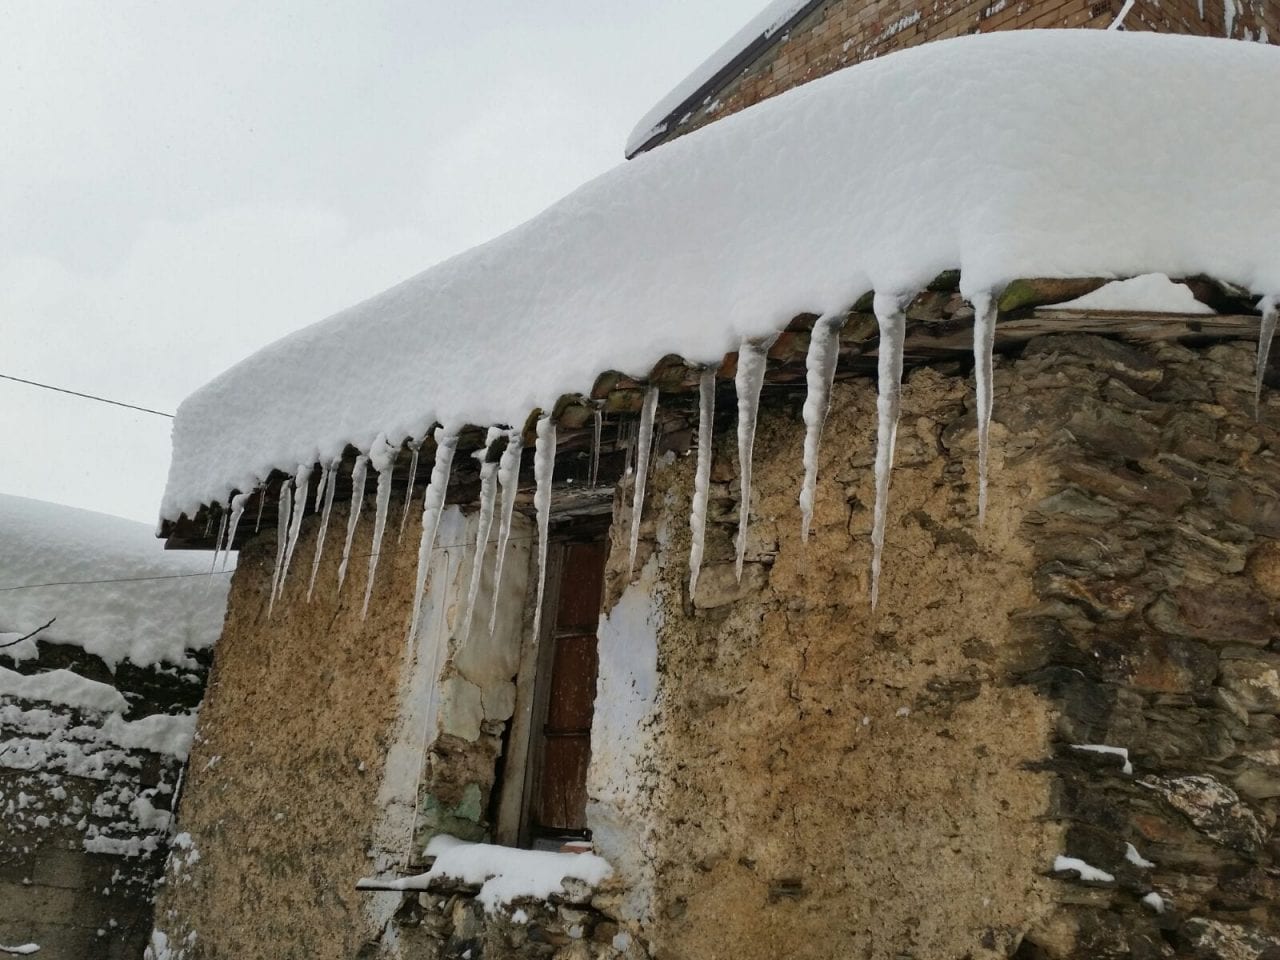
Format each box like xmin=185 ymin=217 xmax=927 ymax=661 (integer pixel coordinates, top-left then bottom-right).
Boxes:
xmin=162 ymin=32 xmax=1280 ymax=522
xmin=0 ymin=495 xmax=228 ymax=668
xmin=624 ymin=0 xmax=814 ymax=157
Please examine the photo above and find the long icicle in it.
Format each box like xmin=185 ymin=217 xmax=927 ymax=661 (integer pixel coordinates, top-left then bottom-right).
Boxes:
xmin=971 ymin=292 xmax=998 ymax=524
xmin=407 ymin=428 xmax=459 ymax=645
xmin=488 ymin=428 xmax=524 ymax=636
xmin=799 ymin=313 xmax=846 ymax=542
xmin=267 ymin=480 xmax=293 ymax=618
xmin=460 ymin=428 xmax=503 ymax=641
xmin=870 ymin=292 xmax=908 ymax=610
xmin=689 ymin=369 xmax=716 ymax=600
xmin=254 ymin=488 xmax=266 ymax=533
xmin=307 ymin=459 xmax=339 ymax=602
xmin=589 ymin=408 xmax=603 ymax=488
xmin=277 ymin=463 xmax=311 ymax=599
xmin=209 ymin=502 xmax=230 ymax=576
xmin=628 ymin=387 xmax=660 ymax=577
xmin=397 ymin=439 xmax=422 ymax=542
xmin=530 ymin=415 xmax=557 ymax=645
xmin=1257 ymin=295 xmax=1277 ymax=418
xmin=222 ymin=492 xmax=249 ymax=572
xmin=337 ymin=455 xmax=369 ymax=591
xmin=735 ymin=335 xmax=776 ymax=582
xmin=361 ymin=436 xmax=397 ymax=620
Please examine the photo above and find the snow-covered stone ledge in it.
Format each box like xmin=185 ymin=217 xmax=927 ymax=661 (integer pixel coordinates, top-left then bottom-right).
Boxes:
xmin=358 ymin=836 xmax=643 ymax=957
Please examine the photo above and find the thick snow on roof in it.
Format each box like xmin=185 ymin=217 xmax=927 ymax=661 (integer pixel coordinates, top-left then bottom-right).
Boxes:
xmin=162 ymin=32 xmax=1280 ymax=522
xmin=0 ymin=494 xmax=228 ymax=668
xmin=624 ymin=0 xmax=813 ymax=157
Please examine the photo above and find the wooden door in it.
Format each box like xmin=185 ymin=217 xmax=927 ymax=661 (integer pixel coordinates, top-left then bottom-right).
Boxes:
xmin=531 ymin=540 xmax=606 ymax=835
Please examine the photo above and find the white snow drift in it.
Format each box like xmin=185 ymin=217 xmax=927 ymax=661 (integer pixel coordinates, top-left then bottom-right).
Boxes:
xmin=162 ymin=31 xmax=1280 ymax=526
xmin=0 ymin=494 xmax=229 ymax=668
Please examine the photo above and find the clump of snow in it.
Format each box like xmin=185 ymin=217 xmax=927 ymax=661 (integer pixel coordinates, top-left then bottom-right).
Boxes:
xmin=0 ymin=944 xmax=41 ymax=956
xmin=626 ymin=0 xmax=814 ymax=156
xmin=0 ymin=667 xmax=128 ymax=713
xmin=356 ymin=835 xmax=613 ymax=913
xmin=1053 ymin=856 xmax=1115 ymax=883
xmin=1142 ymin=891 xmax=1166 ymax=913
xmin=1124 ymin=842 xmax=1156 ymax=868
xmin=0 ymin=495 xmax=228 ymax=668
xmin=1051 ymin=273 xmax=1215 ymax=313
xmin=162 ymin=33 xmax=1280 ymax=524
xmin=1071 ymin=743 xmax=1134 ymax=774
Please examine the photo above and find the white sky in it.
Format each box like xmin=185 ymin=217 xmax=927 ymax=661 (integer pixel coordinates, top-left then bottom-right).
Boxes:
xmin=1 ymin=1 xmax=761 ymax=524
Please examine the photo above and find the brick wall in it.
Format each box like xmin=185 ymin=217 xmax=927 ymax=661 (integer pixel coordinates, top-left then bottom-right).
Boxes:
xmin=643 ymin=0 xmax=1279 ymax=152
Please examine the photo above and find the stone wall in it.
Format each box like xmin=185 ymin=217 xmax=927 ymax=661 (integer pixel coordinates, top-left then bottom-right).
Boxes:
xmin=585 ymin=331 xmax=1280 ymax=959
xmin=149 ymin=499 xmax=535 ymax=960
xmin=152 ymin=328 xmax=1278 ymax=960
xmin=0 ymin=639 xmax=207 ymax=958
xmin=639 ymin=0 xmax=1279 ymax=153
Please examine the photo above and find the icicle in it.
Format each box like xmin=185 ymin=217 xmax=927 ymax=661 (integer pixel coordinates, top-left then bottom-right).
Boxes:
xmin=277 ymin=463 xmax=311 ymax=599
xmin=221 ymin=492 xmax=250 ymax=572
xmin=209 ymin=503 xmax=230 ymax=576
xmin=407 ymin=428 xmax=459 ymax=645
xmin=799 ymin=313 xmax=846 ymax=542
xmin=1256 ymin=295 xmax=1277 ymax=418
xmin=589 ymin=408 xmax=603 ymax=488
xmin=488 ymin=428 xmax=524 ymax=635
xmin=307 ymin=459 xmax=339 ymax=603
xmin=267 ymin=481 xmax=293 ymax=618
xmin=530 ymin=415 xmax=557 ymax=644
xmin=870 ymin=293 xmax=909 ymax=610
xmin=734 ymin=335 xmax=776 ymax=582
xmin=337 ymin=455 xmax=369 ymax=591
xmin=971 ymin=292 xmax=998 ymax=524
xmin=397 ymin=439 xmax=423 ymax=542
xmin=627 ymin=387 xmax=660 ymax=577
xmin=688 ymin=370 xmax=716 ymax=599
xmin=254 ymin=489 xmax=266 ymax=533
xmin=361 ymin=436 xmax=397 ymax=620
xmin=460 ymin=428 xmax=503 ymax=640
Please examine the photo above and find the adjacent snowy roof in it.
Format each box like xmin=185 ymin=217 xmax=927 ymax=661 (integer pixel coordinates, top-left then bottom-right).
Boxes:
xmin=624 ymin=0 xmax=818 ymax=157
xmin=162 ymin=32 xmax=1280 ymax=522
xmin=0 ymin=495 xmax=228 ymax=668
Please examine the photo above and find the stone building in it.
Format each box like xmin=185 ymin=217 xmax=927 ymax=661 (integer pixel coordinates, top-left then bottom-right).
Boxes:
xmin=0 ymin=495 xmax=227 ymax=958
xmin=147 ymin=12 xmax=1279 ymax=960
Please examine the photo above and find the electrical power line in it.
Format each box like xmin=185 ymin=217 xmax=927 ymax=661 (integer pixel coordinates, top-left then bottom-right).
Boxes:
xmin=0 ymin=372 xmax=173 ymax=418
xmin=0 ymin=533 xmax=537 ymax=593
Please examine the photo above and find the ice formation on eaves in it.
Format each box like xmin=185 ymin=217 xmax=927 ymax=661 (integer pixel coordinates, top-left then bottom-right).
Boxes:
xmin=688 ymin=370 xmax=716 ymax=600
xmin=362 ymin=435 xmax=397 ymax=619
xmin=408 ymin=429 xmax=459 ymax=645
xmin=162 ymin=32 xmax=1280 ymax=528
xmin=627 ymin=387 xmax=660 ymax=577
xmin=337 ymin=454 xmax=369 ymax=592
xmin=529 ymin=416 xmax=557 ymax=644
xmin=734 ymin=336 xmax=775 ymax=581
xmin=488 ymin=429 xmax=524 ymax=635
xmin=459 ymin=428 xmax=503 ymax=641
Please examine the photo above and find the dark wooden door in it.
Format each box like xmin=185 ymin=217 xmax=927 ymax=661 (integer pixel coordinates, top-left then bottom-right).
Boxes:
xmin=532 ymin=540 xmax=606 ymax=834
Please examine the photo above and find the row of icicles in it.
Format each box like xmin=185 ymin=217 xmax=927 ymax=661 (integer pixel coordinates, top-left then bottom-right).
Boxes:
xmin=207 ymin=291 xmax=1279 ymax=636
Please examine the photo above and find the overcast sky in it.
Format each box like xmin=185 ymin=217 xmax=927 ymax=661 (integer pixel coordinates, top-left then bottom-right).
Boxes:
xmin=1 ymin=1 xmax=760 ymax=524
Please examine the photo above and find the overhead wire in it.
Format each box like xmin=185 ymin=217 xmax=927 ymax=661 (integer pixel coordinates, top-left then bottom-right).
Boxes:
xmin=0 ymin=372 xmax=173 ymax=418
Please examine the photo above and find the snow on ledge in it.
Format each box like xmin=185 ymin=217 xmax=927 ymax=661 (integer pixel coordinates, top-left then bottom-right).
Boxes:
xmin=161 ymin=32 xmax=1280 ymax=521
xmin=356 ymin=835 xmax=614 ymax=913
xmin=1050 ymin=274 xmax=1216 ymax=314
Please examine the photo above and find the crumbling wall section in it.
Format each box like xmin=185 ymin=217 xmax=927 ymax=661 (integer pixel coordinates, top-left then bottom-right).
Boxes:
xmin=0 ymin=640 xmax=207 ymax=958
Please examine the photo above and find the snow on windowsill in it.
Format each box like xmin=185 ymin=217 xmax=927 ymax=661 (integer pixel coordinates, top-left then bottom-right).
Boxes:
xmin=1047 ymin=273 xmax=1217 ymax=314
xmin=161 ymin=32 xmax=1280 ymax=524
xmin=356 ymin=835 xmax=614 ymax=913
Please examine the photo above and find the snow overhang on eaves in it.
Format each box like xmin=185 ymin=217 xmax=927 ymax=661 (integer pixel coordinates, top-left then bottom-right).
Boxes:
xmin=158 ymin=31 xmax=1280 ymax=530
xmin=624 ymin=0 xmax=825 ymax=159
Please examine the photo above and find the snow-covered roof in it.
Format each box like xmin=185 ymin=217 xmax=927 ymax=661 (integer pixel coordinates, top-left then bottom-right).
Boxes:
xmin=624 ymin=0 xmax=818 ymax=158
xmin=161 ymin=32 xmax=1280 ymax=523
xmin=0 ymin=494 xmax=228 ymax=668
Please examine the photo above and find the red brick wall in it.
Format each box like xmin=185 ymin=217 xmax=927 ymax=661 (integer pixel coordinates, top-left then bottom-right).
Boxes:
xmin=643 ymin=0 xmax=1279 ymax=151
